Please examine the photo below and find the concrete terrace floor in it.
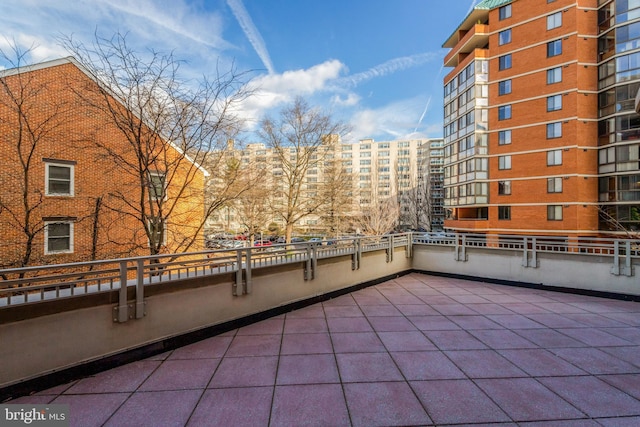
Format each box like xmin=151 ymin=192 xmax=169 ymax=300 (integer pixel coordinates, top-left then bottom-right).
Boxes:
xmin=7 ymin=273 xmax=640 ymax=426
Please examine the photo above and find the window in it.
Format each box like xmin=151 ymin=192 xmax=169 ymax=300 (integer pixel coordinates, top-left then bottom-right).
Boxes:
xmin=499 ymin=54 xmax=512 ymax=70
xmin=45 ymin=221 xmax=73 ymax=254
xmin=498 ymin=206 xmax=511 ymax=220
xmin=45 ymin=162 xmax=74 ymax=196
xmin=547 ymin=95 xmax=562 ymax=111
xmin=148 ymin=217 xmax=166 ymax=246
xmin=547 ymin=205 xmax=563 ymax=220
xmin=499 ymin=80 xmax=512 ymax=95
xmin=498 ymin=180 xmax=512 ymax=195
xmin=547 ymin=122 xmax=562 ymax=138
xmin=498 ymin=130 xmax=512 ymax=145
xmin=499 ymin=29 xmax=512 ymax=45
xmin=498 ymin=105 xmax=512 ymax=120
xmin=547 ymin=177 xmax=563 ymax=193
xmin=499 ymin=4 xmax=512 ymax=20
xmin=547 ymin=12 xmax=562 ymax=30
xmin=499 ymin=155 xmax=512 ymax=170
xmin=547 ymin=67 xmax=562 ymax=84
xmin=547 ymin=149 xmax=563 ymax=166
xmin=149 ymin=172 xmax=166 ymax=200
xmin=547 ymin=40 xmax=562 ymax=57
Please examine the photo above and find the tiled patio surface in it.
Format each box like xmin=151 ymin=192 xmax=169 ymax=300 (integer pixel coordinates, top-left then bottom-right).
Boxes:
xmin=8 ymin=273 xmax=640 ymax=426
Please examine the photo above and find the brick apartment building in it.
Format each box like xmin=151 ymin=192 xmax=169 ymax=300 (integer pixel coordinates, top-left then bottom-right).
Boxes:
xmin=0 ymin=58 xmax=206 ymax=268
xmin=443 ymin=0 xmax=640 ymax=237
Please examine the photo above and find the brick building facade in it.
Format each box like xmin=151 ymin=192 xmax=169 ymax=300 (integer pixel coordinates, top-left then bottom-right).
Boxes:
xmin=0 ymin=58 xmax=206 ymax=268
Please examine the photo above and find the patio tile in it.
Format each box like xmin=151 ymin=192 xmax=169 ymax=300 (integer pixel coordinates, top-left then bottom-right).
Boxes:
xmin=352 ymin=295 xmax=389 ymax=305
xmin=480 ymin=294 xmax=524 ymax=304
xmin=322 ymin=294 xmax=357 ymax=306
xmin=555 ymin=328 xmax=633 ymax=347
xmin=519 ymin=421 xmax=600 ymax=426
xmin=281 ymin=333 xmax=333 ymax=355
xmin=597 ymin=417 xmax=640 ymax=427
xmin=359 ymin=304 xmax=402 ymax=317
xmin=331 ymin=332 xmax=386 ymax=353
xmin=499 ymin=303 xmax=551 ymax=314
xmin=51 ymin=393 xmax=130 ymax=427
xmin=276 ymin=354 xmax=340 ymax=385
xmin=475 ymin=378 xmax=585 ymax=422
xmin=444 ymin=350 xmax=527 ymax=379
xmin=600 ymin=346 xmax=640 ymax=368
xmin=524 ymin=314 xmax=587 ymax=329
xmin=447 ymin=315 xmax=504 ymax=330
xmin=377 ymin=331 xmax=436 ymax=351
xmin=464 ymin=303 xmax=515 ymax=315
xmin=536 ymin=302 xmax=589 ymax=314
xmin=105 ymin=390 xmax=201 ymax=427
xmin=336 ymin=353 xmax=403 ymax=382
xmin=513 ymin=329 xmax=585 ymax=348
xmin=410 ymin=379 xmax=510 ymax=425
xmin=187 ymin=387 xmax=272 ymax=427
xmin=408 ymin=315 xmax=461 ymax=330
xmin=138 ymin=359 xmax=219 ymax=391
xmin=285 ymin=304 xmax=325 ymax=318
xmin=390 ymin=351 xmax=466 ymax=380
xmin=599 ymin=374 xmax=640 ymax=400
xmin=236 ymin=317 xmax=284 ymax=335
xmin=601 ymin=327 xmax=640 ymax=344
xmin=601 ymin=312 xmax=640 ymax=326
xmin=538 ymin=376 xmax=640 ymax=418
xmin=270 ymin=384 xmax=350 ymax=427
xmin=343 ymin=382 xmax=432 ymax=427
xmin=497 ymin=349 xmax=586 ymax=377
xmin=367 ymin=316 xmax=417 ymax=332
xmin=449 ymin=294 xmax=491 ymax=304
xmin=168 ymin=336 xmax=232 ymax=359
xmin=209 ymin=356 xmax=278 ymax=388
xmin=65 ymin=360 xmax=160 ymax=394
xmin=144 ymin=351 xmax=173 ymax=361
xmin=6 ymin=395 xmax=57 ymax=404
xmin=430 ymin=303 xmax=478 ymax=316
xmin=323 ymin=305 xmax=364 ymax=318
xmin=470 ymin=329 xmax=539 ymax=349
xmin=225 ymin=334 xmax=281 ymax=356
xmin=417 ymin=295 xmax=457 ymax=305
xmin=423 ymin=330 xmax=488 ymax=350
xmin=486 ymin=314 xmax=544 ymax=329
xmin=326 ymin=317 xmax=373 ymax=333
xmin=35 ymin=381 xmax=78 ymax=395
xmin=551 ymin=347 xmax=639 ymax=375
xmin=394 ymin=304 xmax=439 ymax=316
xmin=384 ymin=294 xmax=425 ymax=305
xmin=564 ymin=313 xmax=629 ymax=328
xmin=283 ymin=317 xmax=328 ymax=334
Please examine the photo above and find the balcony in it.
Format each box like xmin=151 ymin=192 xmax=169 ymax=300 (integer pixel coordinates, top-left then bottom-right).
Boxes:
xmin=444 ymin=24 xmax=489 ymax=68
xmin=2 ymin=234 xmax=640 ymax=424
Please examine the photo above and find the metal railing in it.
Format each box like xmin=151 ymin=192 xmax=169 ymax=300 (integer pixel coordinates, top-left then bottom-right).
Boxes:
xmin=0 ymin=234 xmax=412 ymax=310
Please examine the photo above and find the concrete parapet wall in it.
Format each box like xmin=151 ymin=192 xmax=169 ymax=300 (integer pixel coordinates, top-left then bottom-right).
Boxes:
xmin=0 ymin=250 xmax=411 ymax=389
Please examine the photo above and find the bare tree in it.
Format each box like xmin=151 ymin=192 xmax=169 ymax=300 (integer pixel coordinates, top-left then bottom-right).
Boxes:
xmin=259 ymin=98 xmax=347 ymax=243
xmin=395 ymin=156 xmax=432 ymax=231
xmin=353 ymin=160 xmax=398 ymax=235
xmin=0 ymin=45 xmax=71 ymax=269
xmin=230 ymin=159 xmax=271 ymax=245
xmin=319 ymin=150 xmax=354 ymax=238
xmin=62 ymin=32 xmax=251 ymax=256
xmin=598 ymin=205 xmax=640 ymax=239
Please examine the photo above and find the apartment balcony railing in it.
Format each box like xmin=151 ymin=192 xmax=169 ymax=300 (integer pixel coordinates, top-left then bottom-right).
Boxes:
xmin=443 ymin=24 xmax=489 ymax=68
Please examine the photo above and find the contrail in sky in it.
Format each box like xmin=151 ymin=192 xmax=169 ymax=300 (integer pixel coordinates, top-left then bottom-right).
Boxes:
xmin=338 ymin=52 xmax=439 ymax=88
xmin=414 ymin=96 xmax=431 ymax=133
xmin=226 ymin=0 xmax=275 ymax=74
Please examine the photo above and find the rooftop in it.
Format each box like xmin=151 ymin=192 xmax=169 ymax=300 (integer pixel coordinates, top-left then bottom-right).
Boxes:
xmin=7 ymin=272 xmax=640 ymax=426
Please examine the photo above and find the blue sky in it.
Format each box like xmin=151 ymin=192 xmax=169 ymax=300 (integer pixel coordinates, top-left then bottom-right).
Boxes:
xmin=0 ymin=0 xmax=480 ymax=143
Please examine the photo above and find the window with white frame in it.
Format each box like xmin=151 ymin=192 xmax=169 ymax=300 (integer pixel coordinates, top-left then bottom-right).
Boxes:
xmin=498 ymin=155 xmax=512 ymax=170
xmin=547 ymin=205 xmax=563 ymax=220
xmin=498 ymin=180 xmax=512 ymax=195
xmin=45 ymin=161 xmax=74 ymax=196
xmin=547 ymin=149 xmax=563 ymax=166
xmin=149 ymin=172 xmax=166 ymax=201
xmin=499 ymin=4 xmax=511 ymax=20
xmin=547 ymin=177 xmax=563 ymax=193
xmin=499 ymin=80 xmax=512 ymax=95
xmin=547 ymin=39 xmax=562 ymax=57
xmin=44 ymin=221 xmax=74 ymax=254
xmin=547 ymin=12 xmax=562 ymax=30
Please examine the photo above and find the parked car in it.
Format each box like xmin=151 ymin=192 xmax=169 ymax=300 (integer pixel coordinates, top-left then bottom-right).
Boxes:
xmin=254 ymin=240 xmax=273 ymax=248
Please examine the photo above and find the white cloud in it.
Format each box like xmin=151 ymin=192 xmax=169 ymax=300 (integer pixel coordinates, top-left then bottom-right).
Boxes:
xmin=331 ymin=93 xmax=360 ymax=107
xmin=226 ymin=0 xmax=275 ymax=74
xmin=336 ymin=52 xmax=440 ymax=88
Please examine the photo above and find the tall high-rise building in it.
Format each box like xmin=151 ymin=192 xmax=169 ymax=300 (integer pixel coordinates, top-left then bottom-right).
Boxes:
xmin=443 ymin=0 xmax=640 ymax=236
